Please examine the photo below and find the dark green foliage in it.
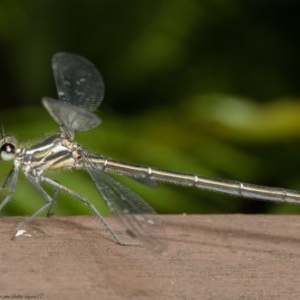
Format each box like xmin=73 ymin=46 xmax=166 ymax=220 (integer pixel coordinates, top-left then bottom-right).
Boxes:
xmin=0 ymin=1 xmax=300 ymax=215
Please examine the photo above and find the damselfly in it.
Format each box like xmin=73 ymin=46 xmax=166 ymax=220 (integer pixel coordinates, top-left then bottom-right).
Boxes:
xmin=0 ymin=52 xmax=299 ymax=251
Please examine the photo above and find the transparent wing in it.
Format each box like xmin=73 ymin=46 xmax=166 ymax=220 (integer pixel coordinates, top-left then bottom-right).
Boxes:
xmin=42 ymin=97 xmax=101 ymax=132
xmin=83 ymin=150 xmax=167 ymax=252
xmin=127 ymin=175 xmax=158 ymax=188
xmin=52 ymin=52 xmax=105 ymax=112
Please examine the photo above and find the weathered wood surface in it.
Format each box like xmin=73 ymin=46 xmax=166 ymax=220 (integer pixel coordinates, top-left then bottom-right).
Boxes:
xmin=0 ymin=215 xmax=300 ymax=300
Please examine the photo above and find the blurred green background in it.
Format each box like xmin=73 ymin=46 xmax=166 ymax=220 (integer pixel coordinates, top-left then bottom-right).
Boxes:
xmin=0 ymin=0 xmax=300 ymax=216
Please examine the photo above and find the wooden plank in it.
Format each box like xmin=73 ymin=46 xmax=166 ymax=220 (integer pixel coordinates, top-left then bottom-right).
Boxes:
xmin=0 ymin=215 xmax=300 ymax=299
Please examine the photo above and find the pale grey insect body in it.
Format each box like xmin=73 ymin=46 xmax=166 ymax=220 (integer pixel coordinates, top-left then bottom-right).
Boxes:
xmin=0 ymin=52 xmax=299 ymax=251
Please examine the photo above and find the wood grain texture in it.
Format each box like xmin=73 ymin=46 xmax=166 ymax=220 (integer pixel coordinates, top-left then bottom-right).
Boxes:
xmin=0 ymin=215 xmax=300 ymax=299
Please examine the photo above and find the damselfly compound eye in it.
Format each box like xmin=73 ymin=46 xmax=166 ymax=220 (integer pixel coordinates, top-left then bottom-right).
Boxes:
xmin=0 ymin=143 xmax=16 ymax=161
xmin=0 ymin=135 xmax=17 ymax=161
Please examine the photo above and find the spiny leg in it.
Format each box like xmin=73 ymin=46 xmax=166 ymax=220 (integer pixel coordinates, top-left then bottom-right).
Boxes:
xmin=41 ymin=175 xmax=137 ymax=246
xmin=46 ymin=188 xmax=61 ymax=217
xmin=12 ymin=174 xmax=54 ymax=239
xmin=0 ymin=168 xmax=19 ymax=212
xmin=0 ymin=168 xmax=15 ymax=192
